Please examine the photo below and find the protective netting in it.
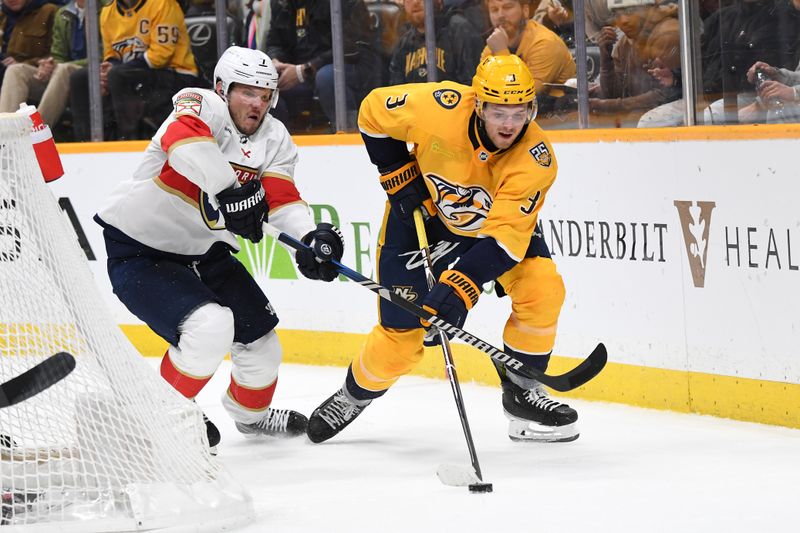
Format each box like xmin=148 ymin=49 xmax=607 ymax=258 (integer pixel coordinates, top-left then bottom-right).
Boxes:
xmin=0 ymin=114 xmax=252 ymax=531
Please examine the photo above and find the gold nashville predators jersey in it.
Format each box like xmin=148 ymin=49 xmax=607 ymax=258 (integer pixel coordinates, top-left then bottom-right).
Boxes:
xmin=358 ymin=81 xmax=558 ymax=262
xmin=100 ymin=0 xmax=197 ymax=75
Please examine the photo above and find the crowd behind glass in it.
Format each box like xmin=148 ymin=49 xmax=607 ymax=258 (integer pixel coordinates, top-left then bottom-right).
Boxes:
xmin=1 ymin=0 xmax=797 ymax=141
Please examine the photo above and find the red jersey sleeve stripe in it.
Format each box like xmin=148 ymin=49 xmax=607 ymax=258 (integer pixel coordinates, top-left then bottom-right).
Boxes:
xmin=161 ymin=115 xmax=214 ymax=153
xmin=262 ymin=175 xmax=303 ymax=209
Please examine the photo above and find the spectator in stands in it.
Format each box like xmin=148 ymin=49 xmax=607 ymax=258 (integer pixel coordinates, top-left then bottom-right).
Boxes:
xmin=730 ymin=0 xmax=800 ymax=123
xmin=639 ymin=0 xmax=792 ymax=127
xmin=482 ymin=0 xmax=576 ymax=113
xmin=583 ymin=0 xmax=615 ymax=42
xmin=532 ymin=0 xmax=574 ymax=44
xmin=0 ymin=0 xmax=86 ymax=131
xmin=698 ymin=0 xmax=781 ymax=124
xmin=389 ymin=0 xmax=483 ymax=85
xmin=265 ymin=0 xmax=379 ymax=132
xmin=444 ymin=0 xmax=491 ymax=34
xmin=69 ymin=0 xmax=200 ymax=141
xmin=738 ymin=58 xmax=800 ymax=122
xmin=588 ymin=0 xmax=680 ymax=126
xmin=0 ymin=0 xmax=59 ymax=87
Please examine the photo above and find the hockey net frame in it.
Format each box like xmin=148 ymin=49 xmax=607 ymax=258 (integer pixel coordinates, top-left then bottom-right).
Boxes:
xmin=0 ymin=113 xmax=253 ymax=531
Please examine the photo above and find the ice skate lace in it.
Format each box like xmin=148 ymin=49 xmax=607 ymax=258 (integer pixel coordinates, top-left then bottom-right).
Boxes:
xmin=319 ymin=392 xmax=360 ymax=428
xmin=523 ymin=388 xmax=560 ymax=412
xmin=256 ymin=409 xmax=290 ymax=432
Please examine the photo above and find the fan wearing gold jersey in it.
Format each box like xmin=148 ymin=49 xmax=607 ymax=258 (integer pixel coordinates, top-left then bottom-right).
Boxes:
xmin=70 ymin=0 xmax=200 ymax=140
xmin=307 ymin=55 xmax=580 ymax=444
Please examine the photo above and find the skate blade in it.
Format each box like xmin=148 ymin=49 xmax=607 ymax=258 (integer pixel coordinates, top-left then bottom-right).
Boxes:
xmin=507 ymin=418 xmax=579 ymax=443
xmin=436 ymin=464 xmax=481 ymax=486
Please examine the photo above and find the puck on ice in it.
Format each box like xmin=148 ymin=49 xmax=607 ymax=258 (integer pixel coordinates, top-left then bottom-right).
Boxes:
xmin=468 ymin=482 xmax=493 ymax=493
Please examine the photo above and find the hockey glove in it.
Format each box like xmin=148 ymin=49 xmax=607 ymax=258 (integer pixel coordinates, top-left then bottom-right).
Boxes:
xmin=380 ymin=159 xmax=434 ymax=225
xmin=295 ymin=223 xmax=345 ymax=282
xmin=420 ymin=269 xmax=480 ymax=346
xmin=216 ymin=180 xmax=267 ymax=243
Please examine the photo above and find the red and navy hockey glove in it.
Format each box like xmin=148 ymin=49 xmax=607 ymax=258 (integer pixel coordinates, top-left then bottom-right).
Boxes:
xmin=216 ymin=180 xmax=267 ymax=243
xmin=420 ymin=269 xmax=480 ymax=345
xmin=295 ymin=223 xmax=345 ymax=282
xmin=380 ymin=159 xmax=434 ymax=225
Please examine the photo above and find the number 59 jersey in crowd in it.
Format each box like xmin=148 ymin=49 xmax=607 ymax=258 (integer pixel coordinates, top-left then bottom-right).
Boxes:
xmin=96 ymin=88 xmax=314 ymax=258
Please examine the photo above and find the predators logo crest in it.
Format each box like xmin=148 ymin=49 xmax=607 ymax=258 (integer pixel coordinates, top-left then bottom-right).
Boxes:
xmin=427 ymin=174 xmax=492 ymax=232
xmin=110 ymin=37 xmax=147 ymax=63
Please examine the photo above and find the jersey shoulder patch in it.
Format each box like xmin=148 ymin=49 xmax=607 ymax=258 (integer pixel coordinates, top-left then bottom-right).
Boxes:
xmin=529 ymin=141 xmax=552 ymax=168
xmin=432 ymin=88 xmax=461 ymax=109
xmin=174 ymin=91 xmax=204 ymax=116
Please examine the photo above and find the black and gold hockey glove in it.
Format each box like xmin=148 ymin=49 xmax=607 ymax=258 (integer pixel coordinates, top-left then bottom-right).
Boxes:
xmin=380 ymin=159 xmax=434 ymax=225
xmin=420 ymin=269 xmax=480 ymax=345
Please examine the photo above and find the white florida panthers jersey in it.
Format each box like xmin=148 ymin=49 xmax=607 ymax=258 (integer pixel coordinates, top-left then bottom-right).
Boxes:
xmin=97 ymin=87 xmax=315 ymax=256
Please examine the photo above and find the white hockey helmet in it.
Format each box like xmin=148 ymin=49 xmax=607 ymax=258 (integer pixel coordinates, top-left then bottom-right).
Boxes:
xmin=214 ymin=46 xmax=280 ymax=108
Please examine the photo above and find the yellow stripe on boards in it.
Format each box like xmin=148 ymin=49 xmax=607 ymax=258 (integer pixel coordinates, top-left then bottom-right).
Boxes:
xmin=121 ymin=325 xmax=799 ymax=430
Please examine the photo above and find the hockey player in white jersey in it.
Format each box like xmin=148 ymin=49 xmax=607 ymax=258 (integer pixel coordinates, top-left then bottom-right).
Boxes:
xmin=94 ymin=46 xmax=344 ymax=450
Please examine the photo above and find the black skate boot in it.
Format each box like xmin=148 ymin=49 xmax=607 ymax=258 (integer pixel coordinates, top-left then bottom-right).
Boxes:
xmin=203 ymin=412 xmax=221 ymax=455
xmin=235 ymin=408 xmax=308 ymax=438
xmin=495 ymin=355 xmax=579 ymax=443
xmin=501 ymin=380 xmax=579 ymax=442
xmin=306 ymin=388 xmax=371 ymax=443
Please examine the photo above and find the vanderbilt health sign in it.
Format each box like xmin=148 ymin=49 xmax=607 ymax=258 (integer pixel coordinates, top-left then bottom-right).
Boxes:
xmin=50 ymin=135 xmax=799 ymax=388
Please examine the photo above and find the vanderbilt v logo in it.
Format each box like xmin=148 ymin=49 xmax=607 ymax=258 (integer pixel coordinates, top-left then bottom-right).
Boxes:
xmin=674 ymin=200 xmax=716 ymax=288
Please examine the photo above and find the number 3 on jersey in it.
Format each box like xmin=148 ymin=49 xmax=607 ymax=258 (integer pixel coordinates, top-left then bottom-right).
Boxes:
xmin=385 ymin=94 xmax=408 ymax=110
xmin=520 ymin=191 xmax=541 ymax=215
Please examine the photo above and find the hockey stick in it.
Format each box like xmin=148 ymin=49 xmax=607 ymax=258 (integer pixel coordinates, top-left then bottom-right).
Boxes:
xmin=263 ymin=223 xmax=607 ymax=392
xmin=413 ymin=210 xmax=492 ymax=493
xmin=0 ymin=352 xmax=76 ymax=409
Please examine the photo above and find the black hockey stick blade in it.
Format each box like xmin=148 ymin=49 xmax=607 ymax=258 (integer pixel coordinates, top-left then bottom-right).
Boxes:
xmin=533 ymin=342 xmax=607 ymax=392
xmin=0 ymin=352 xmax=76 ymax=409
xmin=264 ymin=223 xmax=607 ymax=392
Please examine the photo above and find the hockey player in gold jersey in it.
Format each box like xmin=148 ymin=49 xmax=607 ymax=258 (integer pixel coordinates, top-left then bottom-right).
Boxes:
xmin=307 ymin=55 xmax=580 ymax=444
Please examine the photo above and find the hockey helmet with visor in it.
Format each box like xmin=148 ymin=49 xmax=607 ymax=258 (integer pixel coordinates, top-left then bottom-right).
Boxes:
xmin=214 ymin=46 xmax=280 ymax=109
xmin=472 ymin=55 xmax=537 ymax=124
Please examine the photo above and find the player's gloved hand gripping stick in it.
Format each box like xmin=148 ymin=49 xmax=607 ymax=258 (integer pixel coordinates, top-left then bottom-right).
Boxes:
xmin=263 ymin=222 xmax=607 ymax=392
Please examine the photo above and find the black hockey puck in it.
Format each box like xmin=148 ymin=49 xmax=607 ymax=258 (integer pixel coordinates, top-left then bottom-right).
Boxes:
xmin=468 ymin=482 xmax=493 ymax=493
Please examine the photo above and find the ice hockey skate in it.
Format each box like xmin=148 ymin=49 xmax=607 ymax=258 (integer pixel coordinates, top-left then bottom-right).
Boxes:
xmin=235 ymin=408 xmax=308 ymax=438
xmin=501 ymin=379 xmax=579 ymax=442
xmin=306 ymin=388 xmax=371 ymax=443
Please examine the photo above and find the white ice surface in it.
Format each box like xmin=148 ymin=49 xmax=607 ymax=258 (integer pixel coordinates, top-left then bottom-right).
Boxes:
xmin=192 ymin=361 xmax=798 ymax=533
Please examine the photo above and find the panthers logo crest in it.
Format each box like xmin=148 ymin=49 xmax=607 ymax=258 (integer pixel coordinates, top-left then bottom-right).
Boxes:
xmin=427 ymin=174 xmax=492 ymax=232
xmin=433 ymin=89 xmax=461 ymax=109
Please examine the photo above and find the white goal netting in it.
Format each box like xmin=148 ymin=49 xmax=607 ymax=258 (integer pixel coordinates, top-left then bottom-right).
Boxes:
xmin=0 ymin=114 xmax=253 ymax=531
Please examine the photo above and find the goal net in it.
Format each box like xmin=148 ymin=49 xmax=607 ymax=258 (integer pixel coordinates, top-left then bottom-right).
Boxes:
xmin=0 ymin=114 xmax=253 ymax=530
